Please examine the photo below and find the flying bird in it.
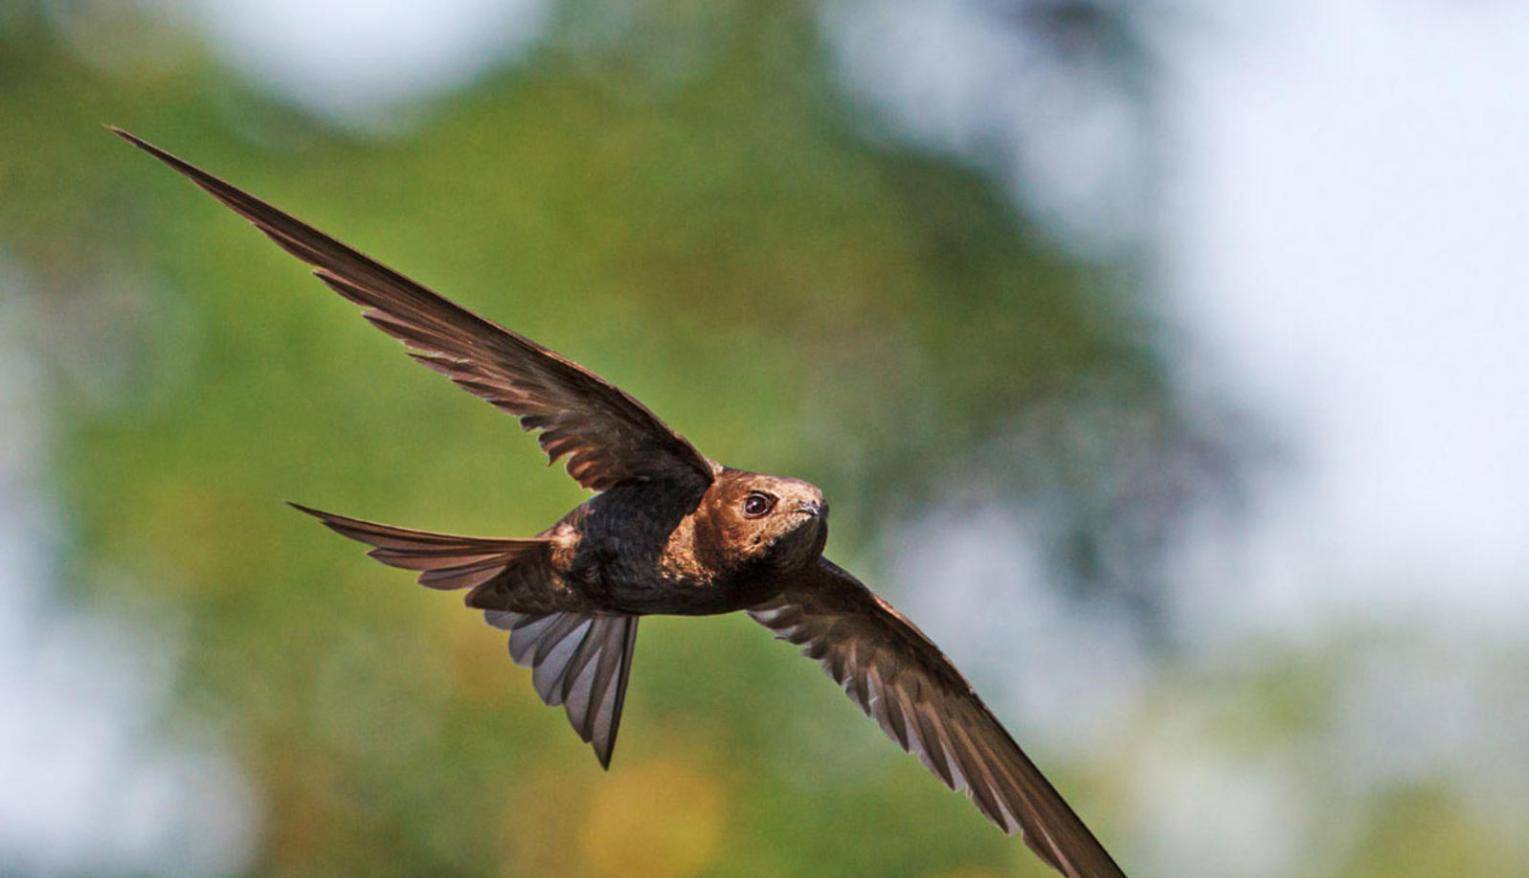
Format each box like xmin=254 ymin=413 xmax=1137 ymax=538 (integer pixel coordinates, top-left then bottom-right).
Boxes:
xmin=113 ymin=127 xmax=1129 ymax=878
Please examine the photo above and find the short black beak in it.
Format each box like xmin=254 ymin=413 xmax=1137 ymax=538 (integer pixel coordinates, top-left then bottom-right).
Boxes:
xmin=796 ymin=500 xmax=826 ymax=518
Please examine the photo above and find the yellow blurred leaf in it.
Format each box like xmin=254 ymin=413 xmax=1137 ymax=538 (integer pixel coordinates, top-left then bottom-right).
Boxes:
xmin=580 ymin=758 xmax=727 ymax=878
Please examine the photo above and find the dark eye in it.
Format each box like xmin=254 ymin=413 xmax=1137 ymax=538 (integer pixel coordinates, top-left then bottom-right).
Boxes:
xmin=742 ymin=491 xmax=775 ymax=518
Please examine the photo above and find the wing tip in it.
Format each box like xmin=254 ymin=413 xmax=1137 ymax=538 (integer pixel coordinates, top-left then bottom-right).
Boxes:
xmin=286 ymin=501 xmax=367 ymax=538
xmin=286 ymin=500 xmax=327 ymax=519
xmin=107 ymin=125 xmax=174 ymax=164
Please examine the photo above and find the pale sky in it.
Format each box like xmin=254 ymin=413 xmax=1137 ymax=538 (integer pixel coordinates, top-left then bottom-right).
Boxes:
xmin=184 ymin=0 xmax=550 ymax=123
xmin=1160 ymin=1 xmax=1529 ymax=631
xmin=833 ymin=0 xmax=1529 ymax=634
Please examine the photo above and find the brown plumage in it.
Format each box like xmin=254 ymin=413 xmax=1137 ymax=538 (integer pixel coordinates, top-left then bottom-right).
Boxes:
xmin=113 ymin=127 xmax=1129 ymax=878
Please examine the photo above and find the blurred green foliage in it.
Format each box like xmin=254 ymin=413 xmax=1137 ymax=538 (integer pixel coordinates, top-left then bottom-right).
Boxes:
xmin=0 ymin=2 xmax=1189 ymax=875
xmin=20 ymin=3 xmax=1519 ymax=878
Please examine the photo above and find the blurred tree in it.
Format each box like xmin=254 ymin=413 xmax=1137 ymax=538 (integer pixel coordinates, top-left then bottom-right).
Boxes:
xmin=1 ymin=0 xmax=1233 ymax=874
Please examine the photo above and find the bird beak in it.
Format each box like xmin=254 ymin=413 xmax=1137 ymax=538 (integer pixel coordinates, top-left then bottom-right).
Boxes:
xmin=796 ymin=500 xmax=826 ymax=518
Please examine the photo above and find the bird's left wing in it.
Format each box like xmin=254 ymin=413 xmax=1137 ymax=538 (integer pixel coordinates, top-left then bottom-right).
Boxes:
xmin=749 ymin=558 xmax=1128 ymax=878
xmin=111 ymin=128 xmax=714 ymax=495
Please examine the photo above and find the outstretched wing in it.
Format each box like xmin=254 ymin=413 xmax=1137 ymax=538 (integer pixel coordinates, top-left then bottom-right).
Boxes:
xmin=112 ymin=127 xmax=714 ymax=495
xmin=749 ymin=558 xmax=1128 ymax=878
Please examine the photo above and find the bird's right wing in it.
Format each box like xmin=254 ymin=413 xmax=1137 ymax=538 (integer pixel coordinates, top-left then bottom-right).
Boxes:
xmin=749 ymin=558 xmax=1127 ymax=878
xmin=112 ymin=128 xmax=714 ymax=495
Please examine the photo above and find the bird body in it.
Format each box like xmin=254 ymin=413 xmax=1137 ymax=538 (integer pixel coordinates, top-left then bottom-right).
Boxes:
xmin=557 ymin=470 xmax=828 ymax=616
xmin=114 ymin=127 xmax=1129 ymax=878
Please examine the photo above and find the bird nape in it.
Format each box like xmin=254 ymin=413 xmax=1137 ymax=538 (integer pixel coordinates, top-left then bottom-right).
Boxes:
xmin=112 ymin=125 xmax=1129 ymax=878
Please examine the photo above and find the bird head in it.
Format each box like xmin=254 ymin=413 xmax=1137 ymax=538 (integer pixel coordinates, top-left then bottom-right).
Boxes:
xmin=699 ymin=469 xmax=828 ymax=572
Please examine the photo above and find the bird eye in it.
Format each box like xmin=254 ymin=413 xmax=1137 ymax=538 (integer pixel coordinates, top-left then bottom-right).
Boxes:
xmin=742 ymin=491 xmax=775 ymax=518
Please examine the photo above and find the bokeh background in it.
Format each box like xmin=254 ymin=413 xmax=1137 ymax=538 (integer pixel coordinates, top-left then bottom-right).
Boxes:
xmin=3 ymin=2 xmax=1527 ymax=876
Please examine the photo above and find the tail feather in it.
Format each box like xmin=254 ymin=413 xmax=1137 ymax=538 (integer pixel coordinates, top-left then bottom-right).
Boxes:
xmin=487 ymin=610 xmax=639 ymax=768
xmin=292 ymin=502 xmax=639 ymax=767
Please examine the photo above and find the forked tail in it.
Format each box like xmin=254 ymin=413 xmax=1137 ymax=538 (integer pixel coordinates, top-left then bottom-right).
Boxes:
xmin=289 ymin=502 xmax=640 ymax=767
xmin=486 ymin=610 xmax=639 ymax=768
